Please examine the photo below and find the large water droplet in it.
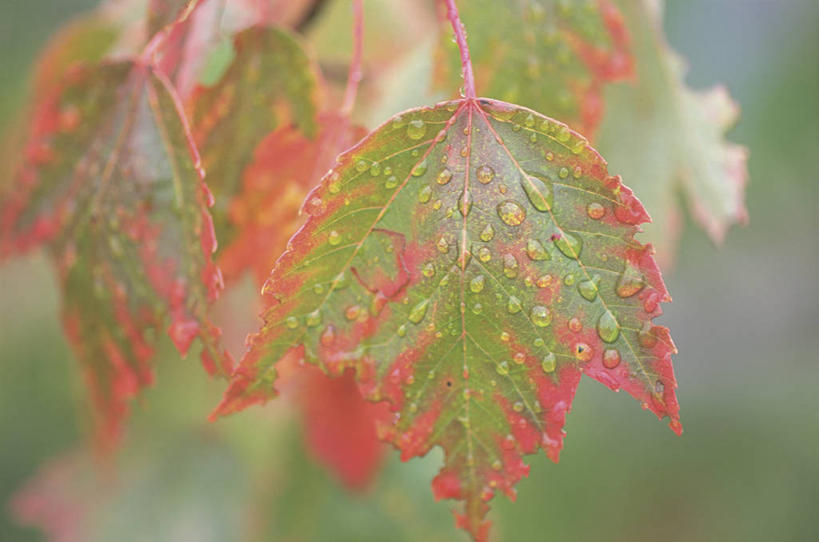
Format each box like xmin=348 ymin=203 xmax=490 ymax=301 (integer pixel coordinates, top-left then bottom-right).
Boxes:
xmin=554 ymin=231 xmax=582 ymax=259
xmin=574 ymin=342 xmax=592 ymax=362
xmin=408 ymin=299 xmax=430 ymax=324
xmin=616 ymin=262 xmax=645 ymax=298
xmin=521 ymin=174 xmax=554 ymax=212
xmin=530 ymin=305 xmax=552 ymax=327
xmin=407 ymin=119 xmax=426 ymax=140
xmin=526 ymin=238 xmax=549 ymax=260
xmin=587 ymin=202 xmax=605 ymax=220
xmin=597 ymin=310 xmax=620 ymax=343
xmin=476 ymin=165 xmax=495 ymax=184
xmin=497 ymin=201 xmax=526 ymax=226
xmin=602 ymin=348 xmax=621 ymax=369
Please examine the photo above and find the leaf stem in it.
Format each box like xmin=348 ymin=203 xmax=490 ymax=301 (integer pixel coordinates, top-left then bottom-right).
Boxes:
xmin=443 ymin=0 xmax=475 ymax=99
xmin=341 ymin=0 xmax=364 ymax=116
xmin=141 ymin=0 xmax=204 ymax=65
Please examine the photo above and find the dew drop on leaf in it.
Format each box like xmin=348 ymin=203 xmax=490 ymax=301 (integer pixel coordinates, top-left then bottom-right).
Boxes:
xmin=408 ymin=299 xmax=430 ymax=324
xmin=437 ymin=168 xmax=453 ymax=185
xmin=480 ymin=223 xmax=495 ymax=241
xmin=521 ymin=174 xmax=554 ymax=212
xmin=418 ymin=185 xmax=432 ymax=203
xmin=407 ymin=119 xmax=426 ymax=140
xmin=587 ymin=202 xmax=605 ymax=220
xmin=476 ymin=164 xmax=495 ymax=184
xmin=530 ymin=305 xmax=552 ymax=327
xmin=577 ymin=277 xmax=599 ymax=301
xmin=554 ymin=231 xmax=582 ymax=259
xmin=597 ymin=310 xmax=620 ymax=343
xmin=412 ymin=159 xmax=428 ymax=177
xmin=503 ymin=253 xmax=519 ymax=278
xmin=507 ymin=296 xmax=522 ymax=314
xmin=616 ymin=262 xmax=645 ymax=298
xmin=541 ymin=352 xmax=556 ymax=373
xmin=526 ymin=238 xmax=549 ymax=261
xmin=469 ymin=275 xmax=485 ymax=293
xmin=497 ymin=200 xmax=527 ymax=226
xmin=602 ymin=348 xmax=621 ymax=369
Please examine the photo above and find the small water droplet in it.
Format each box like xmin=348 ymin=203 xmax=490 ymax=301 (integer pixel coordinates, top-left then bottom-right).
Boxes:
xmin=530 ymin=305 xmax=552 ymax=327
xmin=328 ymin=230 xmax=341 ymax=246
xmin=521 ymin=174 xmax=554 ymax=212
xmin=408 ymin=299 xmax=430 ymax=323
xmin=536 ymin=274 xmax=553 ymax=288
xmin=477 ymin=246 xmax=491 ymax=262
xmin=558 ymin=167 xmax=569 ymax=179
xmin=418 ymin=185 xmax=432 ymax=203
xmin=574 ymin=342 xmax=593 ymax=362
xmin=586 ymin=202 xmax=605 ymax=219
xmin=568 ymin=317 xmax=582 ymax=332
xmin=458 ymin=190 xmax=473 ymax=216
xmin=437 ymin=236 xmax=449 ymax=253
xmin=556 ymin=124 xmax=571 ymax=142
xmin=541 ymin=352 xmax=556 ymax=373
xmin=422 ymin=262 xmax=435 ymax=277
xmin=480 ymin=223 xmax=495 ymax=242
xmin=616 ymin=262 xmax=645 ymax=297
xmin=602 ymin=348 xmax=621 ymax=369
xmin=500 ymin=331 xmax=511 ymax=342
xmin=503 ymin=253 xmax=519 ymax=278
xmin=496 ymin=361 xmax=510 ymax=375
xmin=497 ymin=200 xmax=526 ymax=226
xmin=513 ymin=401 xmax=525 ymax=412
xmin=306 ymin=310 xmax=321 ymax=327
xmin=513 ymin=352 xmax=526 ymax=365
xmin=285 ymin=316 xmax=300 ymax=329
xmin=597 ymin=310 xmax=620 ymax=343
xmin=472 ymin=302 xmax=483 ymax=314
xmin=437 ymin=168 xmax=453 ymax=185
xmin=639 ymin=322 xmax=658 ymax=348
xmin=476 ymin=165 xmax=495 ymax=184
xmin=407 ymin=119 xmax=426 ymax=140
xmin=409 ymin=402 xmax=418 ymax=413
xmin=355 ymin=159 xmax=368 ymax=172
xmin=524 ymin=113 xmax=535 ymax=127
xmin=346 ymin=305 xmax=361 ymax=320
xmin=577 ymin=277 xmax=599 ymax=301
xmin=492 ymin=460 xmax=502 ymax=471
xmin=572 ymin=166 xmax=582 ymax=179
xmin=469 ymin=275 xmax=485 ymax=293
xmin=526 ymin=239 xmax=549 ymax=260
xmin=320 ymin=325 xmax=335 ymax=346
xmin=412 ymin=159 xmax=428 ymax=177
xmin=507 ymin=296 xmax=522 ymax=314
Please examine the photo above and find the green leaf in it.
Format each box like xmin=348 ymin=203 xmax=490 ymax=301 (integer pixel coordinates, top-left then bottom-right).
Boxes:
xmin=1 ymin=61 xmax=230 ymax=448
xmin=189 ymin=26 xmax=319 ymax=243
xmin=213 ymin=97 xmax=680 ymax=539
xmin=597 ymin=0 xmax=748 ymax=265
xmin=436 ymin=0 xmax=632 ymax=134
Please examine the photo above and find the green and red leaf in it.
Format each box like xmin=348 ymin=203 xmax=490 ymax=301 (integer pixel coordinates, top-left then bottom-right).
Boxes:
xmin=435 ymin=0 xmax=632 ymax=135
xmin=213 ymin=97 xmax=679 ymax=539
xmin=1 ymin=61 xmax=230 ymax=449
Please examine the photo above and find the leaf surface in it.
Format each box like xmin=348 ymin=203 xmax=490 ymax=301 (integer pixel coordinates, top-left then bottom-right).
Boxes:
xmin=1 ymin=61 xmax=230 ymax=448
xmin=214 ymin=97 xmax=679 ymax=539
xmin=597 ymin=0 xmax=748 ymax=265
xmin=436 ymin=0 xmax=632 ymax=135
xmin=188 ymin=25 xmax=319 ymax=247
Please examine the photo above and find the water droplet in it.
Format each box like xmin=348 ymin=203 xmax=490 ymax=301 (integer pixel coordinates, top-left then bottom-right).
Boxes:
xmin=346 ymin=305 xmax=361 ymax=320
xmin=558 ymin=167 xmax=569 ymax=179
xmin=306 ymin=310 xmax=321 ymax=327
xmin=513 ymin=352 xmax=526 ymax=365
xmin=572 ymin=166 xmax=582 ymax=179
xmin=412 ymin=160 xmax=428 ymax=177
xmin=524 ymin=113 xmax=535 ymax=127
xmin=526 ymin=239 xmax=549 ymax=260
xmin=616 ymin=263 xmax=645 ymax=297
xmin=313 ymin=283 xmax=325 ymax=295
xmin=545 ymin=151 xmax=554 ymax=161
xmin=597 ymin=310 xmax=620 ymax=343
xmin=521 ymin=174 xmax=554 ymax=212
xmin=397 ymin=324 xmax=407 ymax=337
xmin=533 ymin=338 xmax=545 ymax=348
xmin=503 ymin=253 xmax=519 ymax=278
xmin=507 ymin=296 xmax=522 ymax=314
xmin=530 ymin=305 xmax=552 ymax=327
xmin=497 ymin=201 xmax=527 ymax=226
xmin=437 ymin=168 xmax=453 ymax=185
xmin=437 ymin=235 xmax=449 ymax=253
xmin=536 ymin=275 xmax=552 ymax=288
xmin=480 ymin=223 xmax=495 ymax=242
xmin=409 ymin=402 xmax=418 ymax=413
xmin=355 ymin=159 xmax=368 ymax=172
xmin=654 ymin=380 xmax=665 ymax=395
xmin=602 ymin=349 xmax=621 ymax=369
xmin=328 ymin=173 xmax=341 ymax=193
xmin=541 ymin=352 xmax=557 ymax=373
xmin=639 ymin=323 xmax=657 ymax=348
xmin=477 ymin=246 xmax=491 ymax=262
xmin=491 ymin=460 xmax=502 ymax=471
xmin=476 ymin=165 xmax=495 ymax=184
xmin=469 ymin=275 xmax=485 ymax=293
xmin=513 ymin=401 xmax=525 ymax=412
xmin=556 ymin=124 xmax=571 ymax=142
xmin=574 ymin=342 xmax=593 ymax=362
xmin=459 ymin=190 xmax=473 ymax=216
xmin=285 ymin=316 xmax=300 ymax=329
xmin=496 ymin=361 xmax=510 ymax=375
xmin=563 ymin=274 xmax=576 ymax=286
xmin=328 ymin=230 xmax=341 ymax=246
xmin=407 ymin=119 xmax=426 ymax=140
xmin=423 ymin=262 xmax=435 ymax=277
xmin=568 ymin=317 xmax=582 ymax=332
xmin=500 ymin=331 xmax=511 ymax=342
xmin=418 ymin=185 xmax=432 ymax=203
xmin=320 ymin=325 xmax=335 ymax=346
xmin=577 ymin=277 xmax=599 ymax=301
xmin=472 ymin=302 xmax=483 ymax=314
xmin=408 ymin=299 xmax=430 ymax=324
xmin=554 ymin=231 xmax=582 ymax=259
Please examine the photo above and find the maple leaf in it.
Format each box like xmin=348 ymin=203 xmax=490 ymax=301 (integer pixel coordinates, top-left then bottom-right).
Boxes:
xmin=188 ymin=25 xmax=320 ymax=249
xmin=597 ymin=0 xmax=748 ymax=266
xmin=0 ymin=60 xmax=230 ymax=449
xmin=435 ymin=0 xmax=632 ymax=135
xmin=212 ymin=94 xmax=680 ymax=539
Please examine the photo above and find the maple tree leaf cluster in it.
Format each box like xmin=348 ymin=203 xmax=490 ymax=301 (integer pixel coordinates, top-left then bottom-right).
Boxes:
xmin=0 ymin=0 xmax=747 ymax=540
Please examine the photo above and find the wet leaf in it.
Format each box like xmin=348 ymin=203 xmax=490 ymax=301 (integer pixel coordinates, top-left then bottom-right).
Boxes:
xmin=435 ymin=0 xmax=632 ymax=135
xmin=213 ymin=97 xmax=679 ymax=539
xmin=597 ymin=0 xmax=748 ymax=266
xmin=188 ymin=25 xmax=319 ymax=245
xmin=1 ymin=61 xmax=230 ymax=449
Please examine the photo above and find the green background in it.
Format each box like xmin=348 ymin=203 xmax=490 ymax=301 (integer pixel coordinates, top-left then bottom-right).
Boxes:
xmin=1 ymin=0 xmax=817 ymax=540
